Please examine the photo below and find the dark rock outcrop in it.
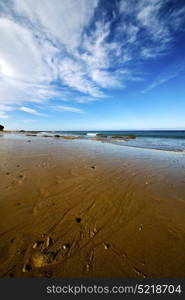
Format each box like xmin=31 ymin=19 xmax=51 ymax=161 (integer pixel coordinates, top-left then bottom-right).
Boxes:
xmin=0 ymin=125 xmax=4 ymax=131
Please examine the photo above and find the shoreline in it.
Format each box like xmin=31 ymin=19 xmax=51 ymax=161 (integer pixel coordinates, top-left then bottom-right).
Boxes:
xmin=0 ymin=134 xmax=185 ymax=277
xmin=1 ymin=131 xmax=185 ymax=154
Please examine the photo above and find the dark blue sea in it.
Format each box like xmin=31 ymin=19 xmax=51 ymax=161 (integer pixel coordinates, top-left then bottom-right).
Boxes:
xmin=50 ymin=130 xmax=185 ymax=152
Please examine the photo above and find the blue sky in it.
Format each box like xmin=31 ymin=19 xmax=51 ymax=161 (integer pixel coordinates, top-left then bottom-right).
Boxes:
xmin=0 ymin=0 xmax=185 ymax=130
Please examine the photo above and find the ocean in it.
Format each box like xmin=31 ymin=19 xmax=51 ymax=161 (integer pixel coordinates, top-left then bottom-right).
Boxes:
xmin=2 ymin=130 xmax=185 ymax=152
xmin=45 ymin=130 xmax=185 ymax=152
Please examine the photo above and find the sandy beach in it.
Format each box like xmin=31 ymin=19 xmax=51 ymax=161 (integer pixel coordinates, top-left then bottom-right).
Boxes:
xmin=0 ymin=133 xmax=185 ymax=278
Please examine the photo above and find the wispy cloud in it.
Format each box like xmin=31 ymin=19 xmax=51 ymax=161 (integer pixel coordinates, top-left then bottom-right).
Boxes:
xmin=75 ymin=96 xmax=100 ymax=103
xmin=20 ymin=106 xmax=45 ymax=116
xmin=52 ymin=105 xmax=84 ymax=113
xmin=0 ymin=0 xmax=185 ymax=119
xmin=143 ymin=62 xmax=185 ymax=92
xmin=0 ymin=104 xmax=14 ymax=119
xmin=119 ymin=0 xmax=185 ymax=58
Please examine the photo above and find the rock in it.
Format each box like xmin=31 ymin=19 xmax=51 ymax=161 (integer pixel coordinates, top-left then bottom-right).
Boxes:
xmin=31 ymin=252 xmax=48 ymax=268
xmin=128 ymin=135 xmax=136 ymax=139
xmin=0 ymin=125 xmax=4 ymax=131
xmin=61 ymin=136 xmax=80 ymax=140
xmin=76 ymin=217 xmax=82 ymax=223
xmin=103 ymin=243 xmax=110 ymax=250
xmin=22 ymin=264 xmax=31 ymax=272
xmin=32 ymin=240 xmax=44 ymax=249
xmin=33 ymin=242 xmax=38 ymax=249
xmin=62 ymin=243 xmax=70 ymax=250
xmin=90 ymin=226 xmax=97 ymax=238
xmin=139 ymin=224 xmax=143 ymax=231
xmin=54 ymin=134 xmax=61 ymax=138
xmin=96 ymin=134 xmax=108 ymax=138
xmin=45 ymin=236 xmax=52 ymax=248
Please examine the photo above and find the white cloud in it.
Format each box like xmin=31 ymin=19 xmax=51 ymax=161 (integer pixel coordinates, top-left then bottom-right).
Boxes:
xmin=20 ymin=106 xmax=45 ymax=116
xmin=0 ymin=104 xmax=14 ymax=112
xmin=0 ymin=0 xmax=185 ymax=119
xmin=75 ymin=96 xmax=100 ymax=104
xmin=0 ymin=104 xmax=14 ymax=119
xmin=0 ymin=0 xmax=100 ymax=117
xmin=119 ymin=0 xmax=185 ymax=58
xmin=53 ymin=105 xmax=84 ymax=113
xmin=58 ymin=58 xmax=102 ymax=97
xmin=91 ymin=69 xmax=121 ymax=88
xmin=13 ymin=0 xmax=98 ymax=51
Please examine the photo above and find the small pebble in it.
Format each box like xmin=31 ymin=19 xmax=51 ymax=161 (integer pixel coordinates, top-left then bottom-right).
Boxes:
xmin=76 ymin=217 xmax=81 ymax=223
xmin=32 ymin=253 xmax=47 ymax=268
xmin=45 ymin=236 xmax=52 ymax=248
xmin=90 ymin=227 xmax=97 ymax=238
xmin=103 ymin=243 xmax=110 ymax=250
xmin=139 ymin=225 xmax=143 ymax=231
xmin=62 ymin=243 xmax=70 ymax=250
xmin=33 ymin=240 xmax=44 ymax=248
xmin=22 ymin=264 xmax=31 ymax=272
xmin=33 ymin=242 xmax=38 ymax=249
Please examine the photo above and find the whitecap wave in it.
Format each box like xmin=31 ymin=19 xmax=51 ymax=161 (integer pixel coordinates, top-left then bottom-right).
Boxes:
xmin=86 ymin=133 xmax=97 ymax=137
xmin=37 ymin=132 xmax=54 ymax=137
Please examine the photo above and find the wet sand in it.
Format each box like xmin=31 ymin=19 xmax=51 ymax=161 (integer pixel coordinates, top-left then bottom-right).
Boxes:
xmin=0 ymin=134 xmax=185 ymax=278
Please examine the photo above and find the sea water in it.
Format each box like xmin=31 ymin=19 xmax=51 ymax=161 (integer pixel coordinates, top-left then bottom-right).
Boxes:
xmin=54 ymin=130 xmax=185 ymax=152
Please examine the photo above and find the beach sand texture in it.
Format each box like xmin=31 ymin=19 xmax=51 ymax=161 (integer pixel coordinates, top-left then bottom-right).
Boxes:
xmin=0 ymin=135 xmax=185 ymax=278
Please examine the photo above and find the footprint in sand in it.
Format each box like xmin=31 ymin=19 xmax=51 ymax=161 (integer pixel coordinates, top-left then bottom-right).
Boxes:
xmin=8 ymin=173 xmax=26 ymax=187
xmin=22 ymin=252 xmax=49 ymax=272
xmin=22 ymin=236 xmax=54 ymax=272
xmin=32 ymin=188 xmax=50 ymax=214
xmin=17 ymin=174 xmax=26 ymax=184
xmin=31 ymin=252 xmax=49 ymax=268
